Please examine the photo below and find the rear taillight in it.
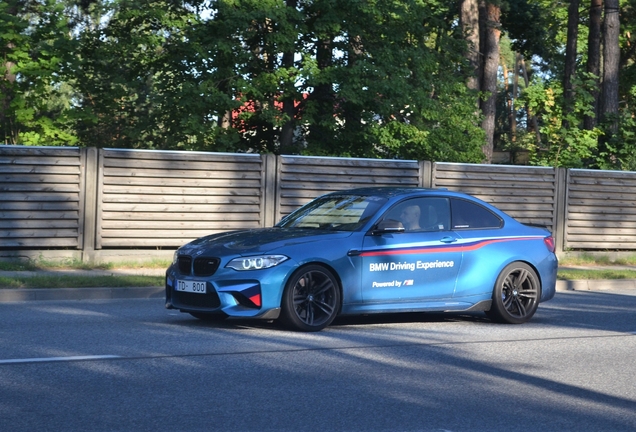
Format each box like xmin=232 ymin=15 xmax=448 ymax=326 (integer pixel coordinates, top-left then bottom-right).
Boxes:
xmin=544 ymin=236 xmax=556 ymax=253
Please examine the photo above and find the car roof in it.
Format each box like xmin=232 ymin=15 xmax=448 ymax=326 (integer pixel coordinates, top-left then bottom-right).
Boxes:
xmin=323 ymin=187 xmax=507 ymax=216
xmin=324 ymin=187 xmax=450 ymax=199
xmin=323 ymin=186 xmax=526 ymax=226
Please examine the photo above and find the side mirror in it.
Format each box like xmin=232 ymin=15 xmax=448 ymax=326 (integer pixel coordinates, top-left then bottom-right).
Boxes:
xmin=372 ymin=219 xmax=405 ymax=235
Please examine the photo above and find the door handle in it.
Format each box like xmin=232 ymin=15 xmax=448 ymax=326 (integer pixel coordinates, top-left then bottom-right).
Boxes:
xmin=440 ymin=236 xmax=457 ymax=243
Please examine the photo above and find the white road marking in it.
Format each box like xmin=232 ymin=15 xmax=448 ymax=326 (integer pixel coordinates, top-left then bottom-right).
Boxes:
xmin=0 ymin=355 xmax=121 ymax=365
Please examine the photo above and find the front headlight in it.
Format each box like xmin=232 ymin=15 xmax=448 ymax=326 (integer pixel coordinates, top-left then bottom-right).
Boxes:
xmin=226 ymin=255 xmax=289 ymax=271
xmin=172 ymin=250 xmax=179 ymax=265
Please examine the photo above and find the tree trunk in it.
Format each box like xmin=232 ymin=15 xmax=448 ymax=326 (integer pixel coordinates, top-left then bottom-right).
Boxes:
xmin=563 ymin=0 xmax=579 ymax=128
xmin=510 ymin=53 xmax=519 ymax=143
xmin=584 ymin=0 xmax=602 ymax=130
xmin=502 ymin=58 xmax=512 ymax=141
xmin=279 ymin=0 xmax=298 ymax=152
xmin=1 ymin=0 xmax=19 ymax=144
xmin=460 ymin=0 xmax=480 ymax=95
xmin=343 ymin=34 xmax=363 ymax=142
xmin=602 ymin=0 xmax=620 ymax=135
xmin=480 ymin=1 xmax=501 ymax=163
xmin=308 ymin=36 xmax=334 ymax=147
xmin=279 ymin=50 xmax=296 ymax=151
xmin=1 ymin=47 xmax=17 ymax=144
xmin=520 ymin=56 xmax=541 ymax=145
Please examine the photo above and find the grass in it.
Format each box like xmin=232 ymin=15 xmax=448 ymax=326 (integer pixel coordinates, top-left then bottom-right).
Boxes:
xmin=0 ymin=258 xmax=171 ymax=272
xmin=557 ymin=252 xmax=636 ymax=279
xmin=0 ymin=275 xmax=163 ymax=289
xmin=0 ymin=258 xmax=169 ymax=289
xmin=559 ymin=252 xmax=636 ymax=267
xmin=557 ymin=268 xmax=636 ymax=280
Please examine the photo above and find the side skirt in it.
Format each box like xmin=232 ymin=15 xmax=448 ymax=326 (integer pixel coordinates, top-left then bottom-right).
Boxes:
xmin=340 ymin=299 xmax=491 ymax=316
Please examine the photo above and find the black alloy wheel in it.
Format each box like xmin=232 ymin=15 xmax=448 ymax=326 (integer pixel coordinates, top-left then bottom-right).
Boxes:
xmin=487 ymin=262 xmax=540 ymax=324
xmin=280 ymin=265 xmax=340 ymax=332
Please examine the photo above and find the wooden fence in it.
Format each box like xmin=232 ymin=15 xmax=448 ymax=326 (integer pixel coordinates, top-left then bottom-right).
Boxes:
xmin=0 ymin=146 xmax=85 ymax=249
xmin=1 ymin=145 xmax=634 ymax=262
xmin=98 ymin=149 xmax=267 ymax=248
xmin=565 ymin=169 xmax=636 ymax=250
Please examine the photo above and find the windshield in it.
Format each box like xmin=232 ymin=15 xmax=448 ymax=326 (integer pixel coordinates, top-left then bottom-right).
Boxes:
xmin=277 ymin=195 xmax=388 ymax=231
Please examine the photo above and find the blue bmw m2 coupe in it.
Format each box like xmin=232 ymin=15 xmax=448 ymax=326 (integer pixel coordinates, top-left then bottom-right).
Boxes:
xmin=165 ymin=187 xmax=557 ymax=331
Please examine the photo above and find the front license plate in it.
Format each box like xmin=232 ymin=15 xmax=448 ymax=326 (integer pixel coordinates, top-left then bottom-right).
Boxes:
xmin=176 ymin=280 xmax=206 ymax=294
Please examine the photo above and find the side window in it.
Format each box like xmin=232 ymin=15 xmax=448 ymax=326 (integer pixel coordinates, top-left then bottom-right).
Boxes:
xmin=383 ymin=198 xmax=450 ymax=232
xmin=450 ymin=199 xmax=502 ymax=230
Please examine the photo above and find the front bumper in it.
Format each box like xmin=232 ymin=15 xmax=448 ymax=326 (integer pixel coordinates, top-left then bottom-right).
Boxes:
xmin=165 ymin=263 xmax=291 ymax=319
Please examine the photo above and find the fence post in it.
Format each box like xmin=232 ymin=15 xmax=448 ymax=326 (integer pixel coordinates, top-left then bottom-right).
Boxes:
xmin=420 ymin=160 xmax=432 ymax=188
xmin=554 ymin=167 xmax=567 ymax=255
xmin=262 ymin=153 xmax=277 ymax=228
xmin=81 ymin=147 xmax=99 ymax=262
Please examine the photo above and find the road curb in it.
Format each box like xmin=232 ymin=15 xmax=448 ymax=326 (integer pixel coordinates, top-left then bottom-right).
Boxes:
xmin=556 ymin=279 xmax=636 ymax=291
xmin=0 ymin=286 xmax=164 ymax=303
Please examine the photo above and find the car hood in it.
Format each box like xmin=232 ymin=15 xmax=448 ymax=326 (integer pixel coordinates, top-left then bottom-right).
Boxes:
xmin=177 ymin=228 xmax=354 ymax=256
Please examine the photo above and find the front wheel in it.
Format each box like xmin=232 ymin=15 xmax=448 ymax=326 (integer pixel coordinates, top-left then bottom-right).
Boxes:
xmin=487 ymin=262 xmax=540 ymax=324
xmin=280 ymin=265 xmax=341 ymax=332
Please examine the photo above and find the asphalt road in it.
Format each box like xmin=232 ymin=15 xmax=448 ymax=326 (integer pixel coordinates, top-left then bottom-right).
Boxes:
xmin=1 ymin=288 xmax=635 ymax=432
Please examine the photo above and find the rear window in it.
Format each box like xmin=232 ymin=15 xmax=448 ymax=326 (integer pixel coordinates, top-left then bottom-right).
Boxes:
xmin=451 ymin=199 xmax=502 ymax=230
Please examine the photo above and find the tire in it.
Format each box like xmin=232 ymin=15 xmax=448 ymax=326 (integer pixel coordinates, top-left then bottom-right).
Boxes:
xmin=189 ymin=312 xmax=227 ymax=321
xmin=487 ymin=262 xmax=540 ymax=324
xmin=280 ymin=265 xmax=341 ymax=332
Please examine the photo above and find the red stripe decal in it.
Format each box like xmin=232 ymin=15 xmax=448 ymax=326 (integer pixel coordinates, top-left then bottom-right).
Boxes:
xmin=359 ymin=237 xmax=539 ymax=257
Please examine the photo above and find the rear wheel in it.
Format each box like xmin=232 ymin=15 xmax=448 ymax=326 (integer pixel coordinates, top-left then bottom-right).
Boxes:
xmin=280 ymin=265 xmax=340 ymax=332
xmin=487 ymin=262 xmax=540 ymax=324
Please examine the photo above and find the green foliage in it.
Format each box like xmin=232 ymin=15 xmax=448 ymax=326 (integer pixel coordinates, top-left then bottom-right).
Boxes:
xmin=0 ymin=0 xmax=77 ymax=145
xmin=496 ymin=0 xmax=636 ymax=171
xmin=597 ymin=105 xmax=636 ymax=171
xmin=2 ymin=0 xmax=635 ymax=170
xmin=520 ymin=66 xmax=636 ymax=170
xmin=1 ymin=0 xmax=486 ymax=161
xmin=502 ymin=0 xmax=571 ymax=75
xmin=523 ymin=75 xmax=603 ymax=167
xmin=70 ymin=0 xmax=202 ymax=149
xmin=296 ymin=0 xmax=484 ymax=161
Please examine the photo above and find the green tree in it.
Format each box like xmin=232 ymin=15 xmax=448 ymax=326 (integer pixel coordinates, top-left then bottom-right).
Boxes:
xmin=191 ymin=0 xmax=485 ymax=161
xmin=298 ymin=0 xmax=485 ymax=161
xmin=0 ymin=0 xmax=77 ymax=145
xmin=523 ymin=75 xmax=602 ymax=168
xmin=70 ymin=0 xmax=193 ymax=148
xmin=498 ymin=0 xmax=636 ymax=170
xmin=14 ymin=0 xmax=636 ymax=170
